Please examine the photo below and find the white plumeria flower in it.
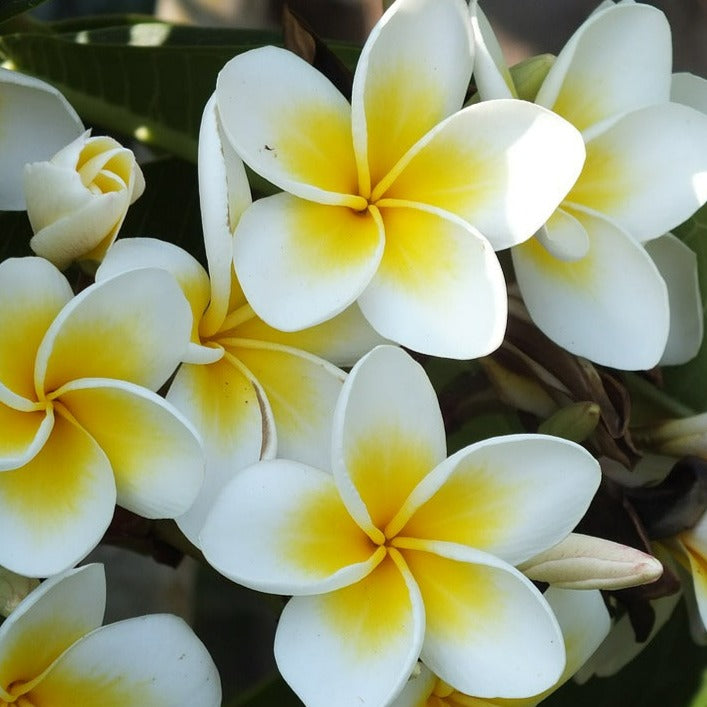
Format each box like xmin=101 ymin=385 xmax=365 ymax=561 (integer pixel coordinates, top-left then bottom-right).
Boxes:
xmin=0 ymin=68 xmax=84 ymax=210
xmin=673 ymin=512 xmax=707 ymax=634
xmin=0 ymin=256 xmax=203 ymax=577
xmin=96 ymin=94 xmax=383 ymax=545
xmin=217 ymin=0 xmax=585 ymax=359
xmin=470 ymin=1 xmax=707 ymax=369
xmin=0 ymin=563 xmax=220 ymax=706
xmin=24 ymin=131 xmax=145 ymax=270
xmin=200 ymin=345 xmax=601 ymax=706
xmin=391 ymin=587 xmax=610 ymax=706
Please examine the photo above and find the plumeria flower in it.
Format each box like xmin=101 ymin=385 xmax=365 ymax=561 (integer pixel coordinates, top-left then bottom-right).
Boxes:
xmin=0 ymin=68 xmax=84 ymax=210
xmin=391 ymin=587 xmax=610 ymax=706
xmin=200 ymin=345 xmax=601 ymax=706
xmin=96 ymin=94 xmax=383 ymax=545
xmin=24 ymin=131 xmax=145 ymax=271
xmin=671 ymin=512 xmax=707 ymax=635
xmin=0 ymin=563 xmax=221 ymax=705
xmin=216 ymin=0 xmax=585 ymax=359
xmin=0 ymin=256 xmax=203 ymax=577
xmin=470 ymin=0 xmax=707 ymax=369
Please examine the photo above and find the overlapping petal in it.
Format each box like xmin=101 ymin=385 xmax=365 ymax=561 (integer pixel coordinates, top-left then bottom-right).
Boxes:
xmin=36 ymin=268 xmax=192 ymax=394
xmin=198 ymin=93 xmax=252 ymax=336
xmin=216 ymin=47 xmax=361 ymax=207
xmin=235 ymin=302 xmax=386 ymax=367
xmin=645 ymin=233 xmax=704 ymax=366
xmin=170 ymin=357 xmax=269 ymax=545
xmin=396 ymin=434 xmax=600 ymax=566
xmin=56 ymin=378 xmax=203 ymax=519
xmin=380 ymin=99 xmax=585 ymax=250
xmin=233 ymin=193 xmax=384 ymax=331
xmin=0 ymin=403 xmax=53 ymax=472
xmin=513 ymin=208 xmax=670 ymax=370
xmin=351 ymin=0 xmax=473 ymax=193
xmin=680 ymin=515 xmax=707 ymax=630
xmin=27 ymin=614 xmax=221 ymax=706
xmin=332 ymin=345 xmax=446 ymax=538
xmin=566 ymin=102 xmax=707 ymax=242
xmin=0 ymin=565 xmax=105 ymax=699
xmin=0 ymin=257 xmax=72 ymax=403
xmin=201 ymin=460 xmax=380 ymax=595
xmin=398 ymin=541 xmax=564 ymax=698
xmin=96 ymin=238 xmax=212 ymax=359
xmin=535 ymin=3 xmax=671 ymax=134
xmin=274 ymin=551 xmax=424 ymax=707
xmin=0 ymin=68 xmax=84 ymax=210
xmin=224 ymin=340 xmax=344 ymax=469
xmin=0 ymin=414 xmax=115 ymax=577
xmin=358 ymin=206 xmax=506 ymax=358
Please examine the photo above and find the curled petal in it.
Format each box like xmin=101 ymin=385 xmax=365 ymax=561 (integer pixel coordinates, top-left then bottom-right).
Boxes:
xmin=36 ymin=268 xmax=192 ymax=394
xmin=352 ymin=0 xmax=473 ymax=192
xmin=28 ymin=615 xmax=221 ymax=706
xmin=358 ymin=205 xmax=507 ymax=358
xmin=56 ymin=378 xmax=204 ymax=519
xmin=201 ymin=460 xmax=380 ymax=595
xmin=274 ymin=551 xmax=424 ymax=707
xmin=0 ymin=564 xmax=105 ymax=698
xmin=233 ymin=193 xmax=384 ymax=332
xmin=381 ymin=100 xmax=585 ymax=250
xmin=333 ymin=346 xmax=446 ymax=540
xmin=513 ymin=208 xmax=670 ymax=370
xmin=0 ymin=414 xmax=115 ymax=577
xmin=0 ymin=68 xmax=83 ymax=210
xmin=0 ymin=403 xmax=53 ymax=472
xmin=217 ymin=46 xmax=360 ymax=206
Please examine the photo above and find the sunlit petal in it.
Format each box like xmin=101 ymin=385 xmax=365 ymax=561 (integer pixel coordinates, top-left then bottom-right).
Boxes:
xmin=0 ymin=257 xmax=72 ymax=401
xmin=56 ymin=378 xmax=204 ymax=519
xmin=0 ymin=565 xmax=105 ymax=698
xmin=333 ymin=346 xmax=446 ymax=539
xmin=0 ymin=414 xmax=115 ymax=577
xmin=351 ymin=0 xmax=473 ymax=192
xmin=646 ymin=233 xmax=704 ymax=366
xmin=28 ymin=614 xmax=221 ymax=706
xmin=198 ymin=93 xmax=252 ymax=337
xmin=233 ymin=193 xmax=384 ymax=331
xmin=566 ymin=102 xmax=707 ymax=241
xmin=359 ymin=205 xmax=506 ymax=358
xmin=0 ymin=68 xmax=84 ymax=210
xmin=201 ymin=460 xmax=380 ymax=595
xmin=224 ymin=340 xmax=344 ymax=470
xmin=381 ymin=100 xmax=585 ymax=250
xmin=36 ymin=268 xmax=192 ymax=394
xmin=535 ymin=3 xmax=671 ymax=133
xmin=397 ymin=434 xmax=599 ymax=566
xmin=169 ymin=357 xmax=268 ymax=546
xmin=274 ymin=551 xmax=424 ymax=707
xmin=216 ymin=46 xmax=360 ymax=206
xmin=513 ymin=207 xmax=670 ymax=369
xmin=235 ymin=303 xmax=386 ymax=368
xmin=397 ymin=541 xmax=564 ymax=698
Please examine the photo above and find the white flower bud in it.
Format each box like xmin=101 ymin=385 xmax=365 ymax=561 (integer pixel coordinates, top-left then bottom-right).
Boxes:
xmin=24 ymin=131 xmax=145 ymax=270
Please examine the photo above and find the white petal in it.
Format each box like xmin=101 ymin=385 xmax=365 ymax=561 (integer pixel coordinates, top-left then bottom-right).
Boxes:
xmin=672 ymin=72 xmax=707 ymax=114
xmin=513 ymin=208 xmax=670 ymax=370
xmin=332 ymin=346 xmax=446 ymax=540
xmin=358 ymin=206 xmax=507 ymax=358
xmin=0 ymin=68 xmax=83 ymax=210
xmin=274 ymin=551 xmax=424 ymax=707
xmin=233 ymin=193 xmax=384 ymax=331
xmin=646 ymin=233 xmax=704 ymax=366
xmin=201 ymin=460 xmax=380 ymax=595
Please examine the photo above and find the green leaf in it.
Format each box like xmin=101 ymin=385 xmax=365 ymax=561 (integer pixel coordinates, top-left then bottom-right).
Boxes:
xmin=661 ymin=204 xmax=707 ymax=412
xmin=0 ymin=0 xmax=48 ymax=25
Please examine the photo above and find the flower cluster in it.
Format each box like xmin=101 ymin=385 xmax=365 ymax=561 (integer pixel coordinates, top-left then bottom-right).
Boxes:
xmin=1 ymin=0 xmax=707 ymax=705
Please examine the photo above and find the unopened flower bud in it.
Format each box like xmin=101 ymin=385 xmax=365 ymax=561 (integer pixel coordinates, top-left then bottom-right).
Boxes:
xmin=538 ymin=401 xmax=601 ymax=443
xmin=635 ymin=413 xmax=707 ymax=459
xmin=509 ymin=53 xmax=554 ymax=102
xmin=519 ymin=533 xmax=664 ymax=590
xmin=24 ymin=131 xmax=145 ymax=270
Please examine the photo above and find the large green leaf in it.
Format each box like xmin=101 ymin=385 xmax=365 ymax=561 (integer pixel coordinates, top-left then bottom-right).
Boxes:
xmin=661 ymin=204 xmax=707 ymax=412
xmin=0 ymin=21 xmax=360 ymax=162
